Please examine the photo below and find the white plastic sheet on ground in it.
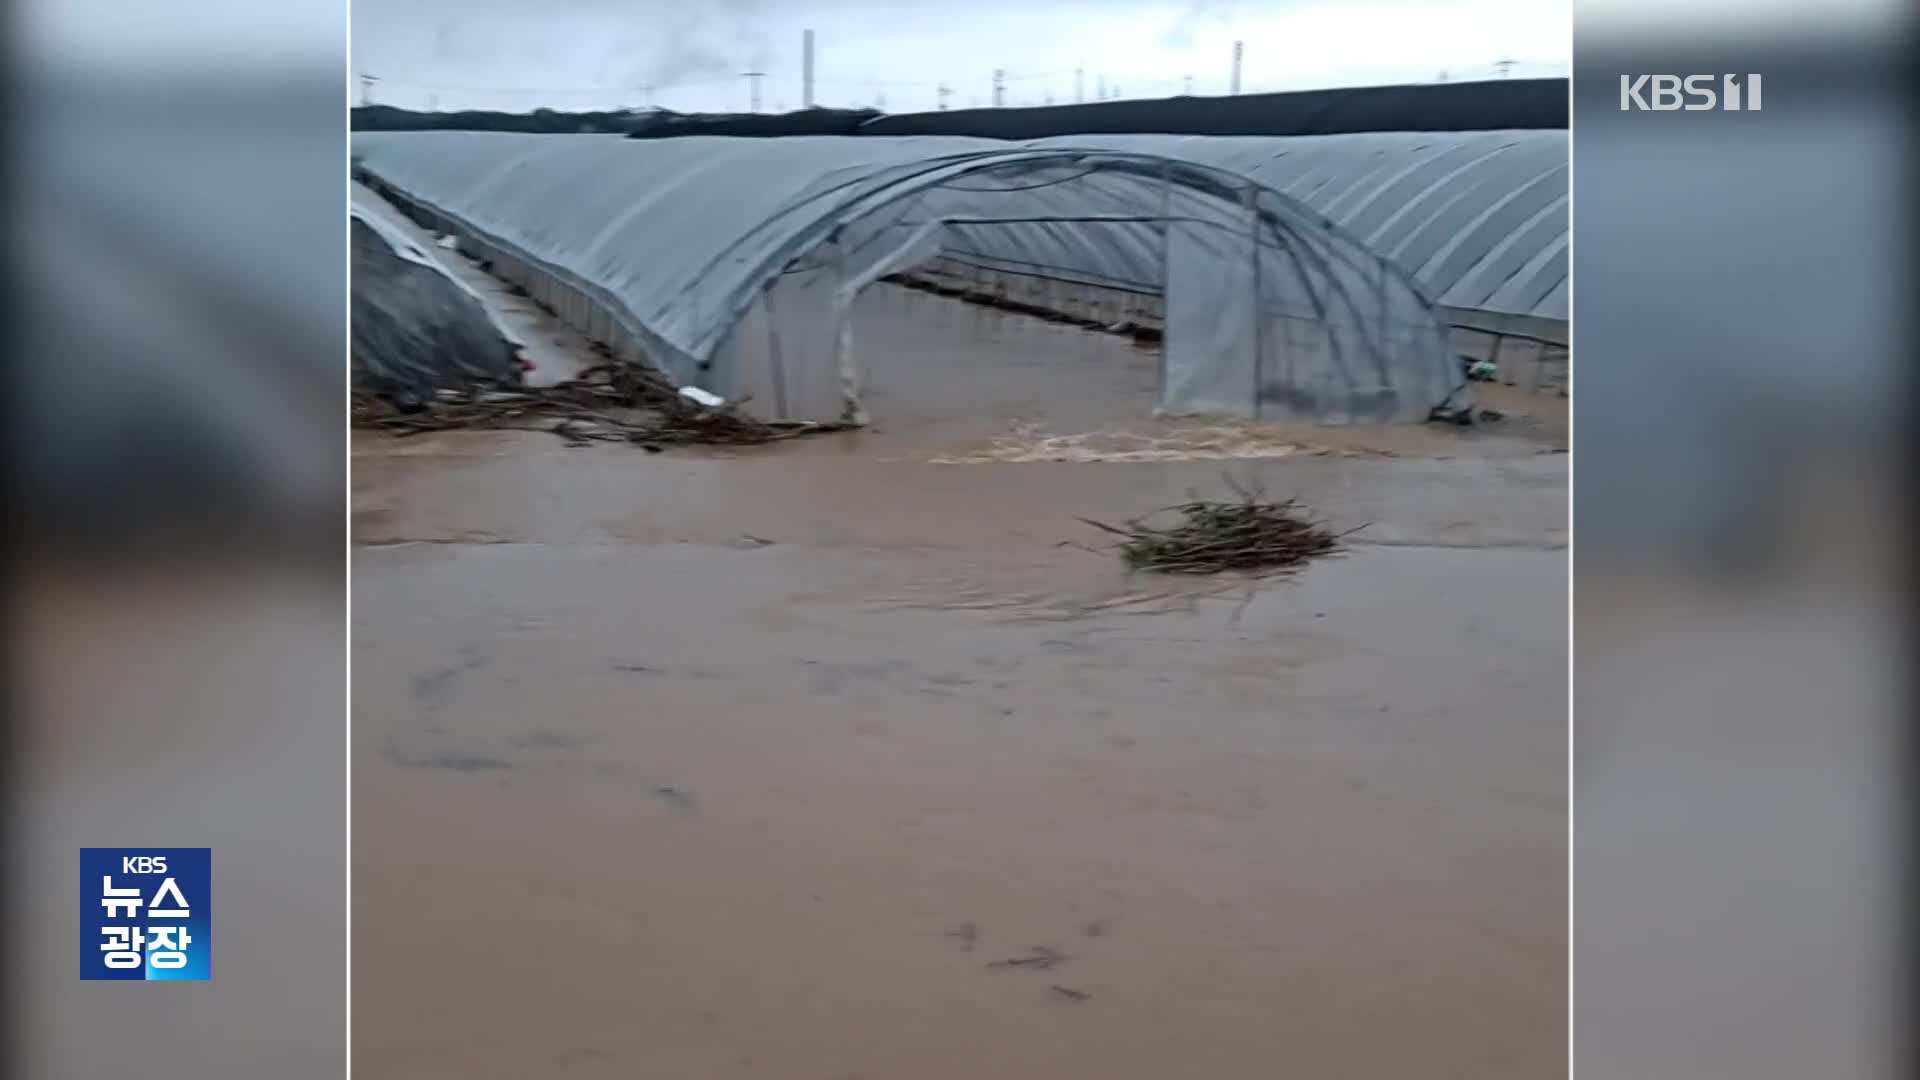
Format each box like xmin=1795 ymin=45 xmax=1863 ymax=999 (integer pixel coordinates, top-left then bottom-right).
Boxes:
xmin=352 ymin=131 xmax=1468 ymax=424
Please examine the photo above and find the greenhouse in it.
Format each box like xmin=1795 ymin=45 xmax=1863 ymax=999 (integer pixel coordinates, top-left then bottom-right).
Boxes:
xmin=1020 ymin=130 xmax=1568 ymax=341
xmin=351 ymin=131 xmax=1470 ymax=426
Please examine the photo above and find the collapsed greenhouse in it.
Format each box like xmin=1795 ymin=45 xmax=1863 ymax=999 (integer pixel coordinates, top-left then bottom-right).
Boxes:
xmin=351 ymin=189 xmax=527 ymax=404
xmin=351 ymin=131 xmax=1472 ymax=426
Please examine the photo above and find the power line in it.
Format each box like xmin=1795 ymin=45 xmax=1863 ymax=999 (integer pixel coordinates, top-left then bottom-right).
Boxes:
xmin=367 ymin=73 xmax=739 ymax=96
xmin=357 ymin=59 xmax=1564 ymax=114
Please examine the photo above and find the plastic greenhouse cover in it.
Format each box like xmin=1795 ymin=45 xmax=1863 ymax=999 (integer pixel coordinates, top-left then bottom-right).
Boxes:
xmin=351 ymin=199 xmax=523 ymax=401
xmin=350 ymin=187 xmax=525 ymax=347
xmin=985 ymin=132 xmax=1567 ymax=324
xmin=350 ymin=131 xmax=1464 ymax=421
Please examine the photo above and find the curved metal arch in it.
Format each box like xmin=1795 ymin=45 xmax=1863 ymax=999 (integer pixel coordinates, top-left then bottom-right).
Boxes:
xmin=1014 ymin=131 xmax=1569 ymax=329
xmin=684 ymin=146 xmax=1448 ymax=372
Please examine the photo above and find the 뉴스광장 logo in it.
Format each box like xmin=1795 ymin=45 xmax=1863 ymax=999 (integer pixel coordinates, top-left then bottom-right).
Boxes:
xmin=81 ymin=848 xmax=211 ymax=981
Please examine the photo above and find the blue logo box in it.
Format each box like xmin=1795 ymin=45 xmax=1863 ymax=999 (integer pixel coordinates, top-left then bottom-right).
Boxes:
xmin=80 ymin=848 xmax=211 ymax=981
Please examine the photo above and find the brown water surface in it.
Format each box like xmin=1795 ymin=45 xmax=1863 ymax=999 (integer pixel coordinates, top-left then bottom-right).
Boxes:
xmin=353 ymin=218 xmax=1566 ymax=1080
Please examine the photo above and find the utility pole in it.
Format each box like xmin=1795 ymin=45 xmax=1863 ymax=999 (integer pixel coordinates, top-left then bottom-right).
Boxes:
xmin=1096 ymin=73 xmax=1106 ymax=100
xmin=937 ymin=83 xmax=952 ymax=110
xmin=992 ymin=68 xmax=1006 ymax=107
xmin=1074 ymin=66 xmax=1085 ymax=103
xmin=640 ymin=83 xmax=655 ymax=109
xmin=802 ymin=29 xmax=816 ymax=107
xmin=742 ymin=70 xmax=765 ymax=112
xmin=358 ymin=71 xmax=378 ymax=106
xmin=1495 ymin=58 xmax=1516 ymax=78
xmin=1183 ymin=75 xmax=1193 ymax=95
xmin=1230 ymin=40 xmax=1243 ymax=94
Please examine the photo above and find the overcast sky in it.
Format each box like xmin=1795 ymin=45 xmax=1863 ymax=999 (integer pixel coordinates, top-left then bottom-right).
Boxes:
xmin=351 ymin=0 xmax=1570 ymax=113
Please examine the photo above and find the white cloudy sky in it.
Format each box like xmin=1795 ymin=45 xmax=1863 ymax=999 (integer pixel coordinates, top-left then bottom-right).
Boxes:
xmin=351 ymin=0 xmax=1571 ymax=113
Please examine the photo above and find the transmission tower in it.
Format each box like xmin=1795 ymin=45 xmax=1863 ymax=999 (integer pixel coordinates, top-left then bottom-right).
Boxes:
xmin=802 ymin=29 xmax=816 ymax=107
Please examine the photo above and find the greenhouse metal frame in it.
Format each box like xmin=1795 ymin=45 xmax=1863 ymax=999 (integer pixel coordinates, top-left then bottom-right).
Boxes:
xmin=352 ymin=131 xmax=1470 ymax=425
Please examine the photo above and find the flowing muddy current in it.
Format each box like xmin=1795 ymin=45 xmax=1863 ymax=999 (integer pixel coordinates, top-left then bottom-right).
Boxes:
xmin=354 ymin=241 xmax=1566 ymax=1078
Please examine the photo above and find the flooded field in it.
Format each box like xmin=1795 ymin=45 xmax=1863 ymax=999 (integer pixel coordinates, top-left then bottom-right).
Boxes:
xmin=354 ymin=265 xmax=1566 ymax=1078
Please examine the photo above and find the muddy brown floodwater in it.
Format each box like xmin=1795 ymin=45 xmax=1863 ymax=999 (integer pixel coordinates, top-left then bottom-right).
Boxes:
xmin=353 ymin=276 xmax=1566 ymax=1079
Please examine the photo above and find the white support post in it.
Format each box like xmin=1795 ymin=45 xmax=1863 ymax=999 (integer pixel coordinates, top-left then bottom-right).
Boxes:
xmin=762 ymin=285 xmax=791 ymax=420
xmin=824 ymin=235 xmax=866 ymax=425
xmin=1245 ymin=182 xmax=1265 ymax=417
xmin=1156 ymin=161 xmax=1174 ymax=401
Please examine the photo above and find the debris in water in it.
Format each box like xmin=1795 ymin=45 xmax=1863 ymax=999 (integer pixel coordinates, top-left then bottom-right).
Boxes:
xmin=1076 ymin=476 xmax=1357 ymax=576
xmin=989 ymin=945 xmax=1066 ymax=971
xmin=352 ymin=363 xmax=854 ymax=448
xmin=945 ymin=922 xmax=979 ymax=951
xmin=1050 ymin=985 xmax=1091 ymax=1003
xmin=652 ymin=786 xmax=696 ymax=813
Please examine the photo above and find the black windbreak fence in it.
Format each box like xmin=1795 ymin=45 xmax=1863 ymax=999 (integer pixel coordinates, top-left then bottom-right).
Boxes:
xmin=861 ymin=78 xmax=1568 ymax=138
xmin=350 ymin=78 xmax=1567 ymax=139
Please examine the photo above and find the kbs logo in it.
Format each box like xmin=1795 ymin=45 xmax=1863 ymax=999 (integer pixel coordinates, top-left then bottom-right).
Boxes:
xmin=80 ymin=848 xmax=211 ymax=981
xmin=1620 ymin=74 xmax=1763 ymax=111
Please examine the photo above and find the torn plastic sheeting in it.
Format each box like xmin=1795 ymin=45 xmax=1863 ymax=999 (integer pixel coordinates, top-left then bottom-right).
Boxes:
xmin=349 ymin=196 xmax=526 ymax=349
xmin=351 ymin=217 xmax=524 ymax=402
